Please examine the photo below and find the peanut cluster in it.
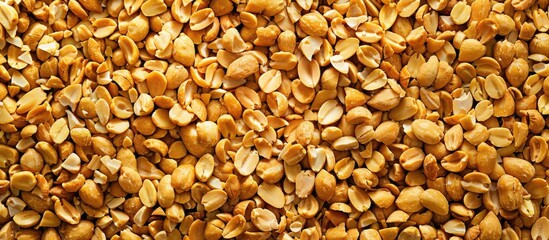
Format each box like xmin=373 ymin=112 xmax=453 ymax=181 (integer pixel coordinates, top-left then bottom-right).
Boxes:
xmin=2 ymin=0 xmax=549 ymax=239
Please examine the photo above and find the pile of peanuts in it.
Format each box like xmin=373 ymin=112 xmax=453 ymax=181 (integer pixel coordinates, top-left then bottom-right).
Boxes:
xmin=2 ymin=0 xmax=549 ymax=239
